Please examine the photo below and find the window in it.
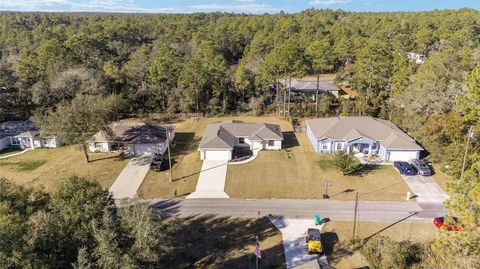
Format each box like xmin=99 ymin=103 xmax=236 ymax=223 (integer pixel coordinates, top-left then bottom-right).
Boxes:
xmin=10 ymin=137 xmax=20 ymax=145
xmin=322 ymin=143 xmax=329 ymax=150
xmin=336 ymin=142 xmax=344 ymax=150
xmin=239 ymin=138 xmax=245 ymax=144
xmin=94 ymin=142 xmax=104 ymax=149
xmin=268 ymin=140 xmax=275 ymax=146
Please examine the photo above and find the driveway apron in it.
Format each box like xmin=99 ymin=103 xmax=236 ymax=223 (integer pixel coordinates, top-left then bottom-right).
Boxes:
xmin=186 ymin=160 xmax=229 ymax=199
xmin=109 ymin=155 xmax=151 ymax=199
xmin=401 ymin=174 xmax=449 ymax=203
xmin=271 ymin=218 xmax=328 ymax=269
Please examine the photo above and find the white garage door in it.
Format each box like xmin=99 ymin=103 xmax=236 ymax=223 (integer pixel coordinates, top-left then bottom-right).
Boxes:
xmin=203 ymin=150 xmax=231 ymax=161
xmin=132 ymin=144 xmax=158 ymax=156
xmin=388 ymin=150 xmax=419 ymax=162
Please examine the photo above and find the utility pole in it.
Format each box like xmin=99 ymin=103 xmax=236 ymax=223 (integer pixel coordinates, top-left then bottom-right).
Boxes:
xmin=287 ymin=76 xmax=291 ymax=116
xmin=352 ymin=192 xmax=359 ymax=241
xmin=283 ymin=75 xmax=287 ymax=118
xmin=460 ymin=125 xmax=475 ymax=180
xmin=166 ymin=128 xmax=173 ymax=182
xmin=316 ymin=72 xmax=319 ymax=116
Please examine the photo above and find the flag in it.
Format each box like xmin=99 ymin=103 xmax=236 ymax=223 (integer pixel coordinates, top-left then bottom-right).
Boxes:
xmin=255 ymin=237 xmax=262 ymax=259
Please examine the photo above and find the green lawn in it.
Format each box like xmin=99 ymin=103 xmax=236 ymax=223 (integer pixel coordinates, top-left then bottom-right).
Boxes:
xmin=138 ymin=115 xmax=293 ymax=199
xmin=226 ymin=128 xmax=412 ymax=201
xmin=138 ymin=115 xmax=412 ymax=201
xmin=0 ymin=146 xmax=129 ymax=191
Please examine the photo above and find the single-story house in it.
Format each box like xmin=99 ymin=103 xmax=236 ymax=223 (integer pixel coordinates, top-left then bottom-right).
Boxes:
xmin=306 ymin=117 xmax=424 ymax=162
xmin=89 ymin=121 xmax=175 ymax=156
xmin=0 ymin=120 xmax=58 ymax=151
xmin=280 ymin=78 xmax=341 ymax=98
xmin=198 ymin=120 xmax=283 ymax=161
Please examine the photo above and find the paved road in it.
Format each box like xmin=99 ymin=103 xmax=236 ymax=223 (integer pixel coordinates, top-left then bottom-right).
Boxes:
xmin=151 ymin=198 xmax=447 ymax=221
xmin=110 ymin=155 xmax=151 ymax=199
xmin=186 ymin=160 xmax=229 ymax=199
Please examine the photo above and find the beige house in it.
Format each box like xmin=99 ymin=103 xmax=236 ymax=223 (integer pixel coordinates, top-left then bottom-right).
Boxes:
xmin=198 ymin=120 xmax=283 ymax=161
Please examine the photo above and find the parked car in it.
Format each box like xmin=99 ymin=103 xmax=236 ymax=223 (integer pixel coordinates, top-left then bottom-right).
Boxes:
xmin=150 ymin=155 xmax=169 ymax=172
xmin=393 ymin=161 xmax=417 ymax=175
xmin=409 ymin=159 xmax=432 ymax=176
xmin=433 ymin=216 xmax=464 ymax=231
xmin=305 ymin=228 xmax=323 ymax=254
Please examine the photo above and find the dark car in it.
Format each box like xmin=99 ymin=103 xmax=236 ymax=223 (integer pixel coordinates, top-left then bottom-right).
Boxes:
xmin=150 ymin=155 xmax=168 ymax=171
xmin=409 ymin=159 xmax=432 ymax=176
xmin=393 ymin=161 xmax=417 ymax=175
xmin=433 ymin=216 xmax=463 ymax=231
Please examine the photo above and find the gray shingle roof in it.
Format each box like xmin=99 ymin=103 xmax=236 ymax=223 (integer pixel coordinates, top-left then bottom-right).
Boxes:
xmin=92 ymin=121 xmax=173 ymax=145
xmin=199 ymin=121 xmax=283 ymax=149
xmin=279 ymin=78 xmax=340 ymax=93
xmin=306 ymin=117 xmax=423 ymax=150
xmin=0 ymin=121 xmax=39 ymax=139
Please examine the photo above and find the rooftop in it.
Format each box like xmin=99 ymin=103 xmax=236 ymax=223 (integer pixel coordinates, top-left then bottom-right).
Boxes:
xmin=92 ymin=120 xmax=173 ymax=145
xmin=306 ymin=117 xmax=423 ymax=150
xmin=199 ymin=120 xmax=283 ymax=149
xmin=0 ymin=121 xmax=39 ymax=139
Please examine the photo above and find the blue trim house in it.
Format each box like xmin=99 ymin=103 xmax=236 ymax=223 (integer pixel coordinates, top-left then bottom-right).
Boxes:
xmin=306 ymin=117 xmax=423 ymax=162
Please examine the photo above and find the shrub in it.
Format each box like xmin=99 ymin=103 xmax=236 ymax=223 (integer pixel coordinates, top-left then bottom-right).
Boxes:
xmin=333 ymin=151 xmax=362 ymax=175
xmin=361 ymin=236 xmax=426 ymax=269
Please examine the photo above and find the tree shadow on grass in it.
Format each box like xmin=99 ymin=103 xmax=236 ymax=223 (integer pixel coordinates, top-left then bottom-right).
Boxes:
xmin=351 ymin=164 xmax=381 ymax=177
xmin=166 ymin=216 xmax=286 ymax=269
xmin=0 ymin=160 xmax=47 ymax=171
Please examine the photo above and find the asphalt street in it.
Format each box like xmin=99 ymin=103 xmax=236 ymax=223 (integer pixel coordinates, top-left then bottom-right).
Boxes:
xmin=150 ymin=198 xmax=447 ymax=221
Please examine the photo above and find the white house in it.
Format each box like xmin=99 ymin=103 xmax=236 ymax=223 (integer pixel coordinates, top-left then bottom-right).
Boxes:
xmin=306 ymin=117 xmax=424 ymax=162
xmin=89 ymin=120 xmax=175 ymax=156
xmin=198 ymin=120 xmax=283 ymax=161
xmin=0 ymin=121 xmax=58 ymax=151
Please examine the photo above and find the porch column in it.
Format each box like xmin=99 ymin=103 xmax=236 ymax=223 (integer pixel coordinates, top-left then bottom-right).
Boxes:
xmin=30 ymin=138 xmax=34 ymax=148
xmin=368 ymin=143 xmax=373 ymax=156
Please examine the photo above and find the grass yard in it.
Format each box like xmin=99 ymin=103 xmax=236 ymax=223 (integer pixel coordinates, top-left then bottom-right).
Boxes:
xmin=167 ymin=217 xmax=285 ymax=269
xmin=432 ymin=164 xmax=454 ymax=194
xmin=0 ymin=146 xmax=129 ymax=191
xmin=138 ymin=115 xmax=293 ymax=198
xmin=321 ymin=220 xmax=437 ymax=269
xmin=226 ymin=123 xmax=411 ymax=201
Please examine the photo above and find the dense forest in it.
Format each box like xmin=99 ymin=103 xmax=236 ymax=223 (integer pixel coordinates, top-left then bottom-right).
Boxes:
xmin=0 ymin=9 xmax=479 ymax=268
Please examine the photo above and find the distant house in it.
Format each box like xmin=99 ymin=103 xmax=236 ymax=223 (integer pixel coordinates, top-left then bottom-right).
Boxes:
xmin=198 ymin=120 xmax=283 ymax=161
xmin=0 ymin=121 xmax=58 ymax=151
xmin=89 ymin=120 xmax=175 ymax=156
xmin=306 ymin=117 xmax=423 ymax=162
xmin=407 ymin=52 xmax=426 ymax=64
xmin=278 ymin=77 xmax=358 ymax=100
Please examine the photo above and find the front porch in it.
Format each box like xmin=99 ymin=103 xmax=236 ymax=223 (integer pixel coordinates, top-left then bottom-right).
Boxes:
xmin=354 ymin=153 xmax=386 ymax=165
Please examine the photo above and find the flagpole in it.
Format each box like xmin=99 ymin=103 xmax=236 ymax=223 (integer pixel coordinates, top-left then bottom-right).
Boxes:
xmin=256 ymin=236 xmax=259 ymax=269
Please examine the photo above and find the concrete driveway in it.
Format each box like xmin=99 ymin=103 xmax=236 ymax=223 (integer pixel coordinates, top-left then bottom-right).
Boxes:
xmin=400 ymin=174 xmax=449 ymax=203
xmin=270 ymin=218 xmax=328 ymax=269
xmin=186 ymin=160 xmax=229 ymax=199
xmin=109 ymin=155 xmax=151 ymax=199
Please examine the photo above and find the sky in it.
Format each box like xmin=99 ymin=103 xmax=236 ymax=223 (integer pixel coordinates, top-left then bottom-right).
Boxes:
xmin=0 ymin=0 xmax=479 ymax=13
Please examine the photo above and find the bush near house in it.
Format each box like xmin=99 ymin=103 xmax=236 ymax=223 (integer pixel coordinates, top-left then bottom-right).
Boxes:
xmin=333 ymin=151 xmax=362 ymax=175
